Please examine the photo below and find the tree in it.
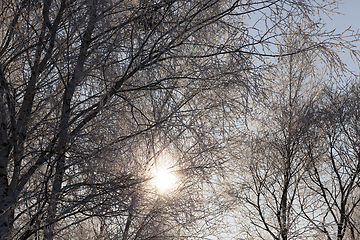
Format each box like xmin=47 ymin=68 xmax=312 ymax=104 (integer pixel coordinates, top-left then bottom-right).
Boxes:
xmin=227 ymin=15 xmax=359 ymax=239
xmin=303 ymin=81 xmax=360 ymax=240
xmin=236 ymin=37 xmax=317 ymax=240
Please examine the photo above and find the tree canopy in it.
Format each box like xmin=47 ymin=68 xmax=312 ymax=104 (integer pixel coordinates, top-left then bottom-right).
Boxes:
xmin=0 ymin=0 xmax=359 ymax=239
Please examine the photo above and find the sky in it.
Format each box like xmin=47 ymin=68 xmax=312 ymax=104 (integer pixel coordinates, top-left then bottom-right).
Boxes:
xmin=322 ymin=0 xmax=360 ymax=73
xmin=324 ymin=0 xmax=360 ymax=32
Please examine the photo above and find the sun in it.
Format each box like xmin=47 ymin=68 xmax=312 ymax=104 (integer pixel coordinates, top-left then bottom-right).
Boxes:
xmin=154 ymin=170 xmax=177 ymax=192
xmin=151 ymin=149 xmax=179 ymax=193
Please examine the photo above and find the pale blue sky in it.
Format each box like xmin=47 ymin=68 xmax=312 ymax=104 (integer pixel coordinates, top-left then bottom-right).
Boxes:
xmin=324 ymin=0 xmax=360 ymax=31
xmin=323 ymin=0 xmax=360 ymax=72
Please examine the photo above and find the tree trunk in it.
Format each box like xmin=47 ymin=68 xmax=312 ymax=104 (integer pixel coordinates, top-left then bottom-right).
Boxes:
xmin=0 ymin=187 xmax=15 ymax=240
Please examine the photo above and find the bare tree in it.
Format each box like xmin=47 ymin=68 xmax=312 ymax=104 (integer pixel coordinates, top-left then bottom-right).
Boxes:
xmin=237 ymin=47 xmax=316 ymax=240
xmin=303 ymin=81 xmax=360 ymax=240
xmin=228 ymin=15 xmax=359 ymax=239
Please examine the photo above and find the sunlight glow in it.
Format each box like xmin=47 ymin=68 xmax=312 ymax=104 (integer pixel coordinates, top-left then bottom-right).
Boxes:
xmin=150 ymin=148 xmax=180 ymax=194
xmin=154 ymin=170 xmax=177 ymax=192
